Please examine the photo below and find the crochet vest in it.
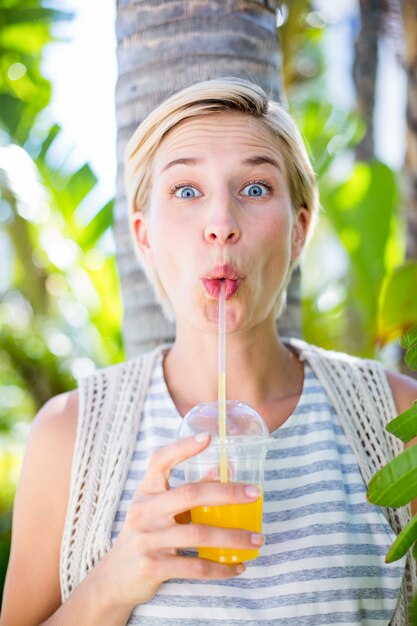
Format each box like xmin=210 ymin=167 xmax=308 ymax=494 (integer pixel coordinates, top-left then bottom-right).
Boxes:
xmin=60 ymin=340 xmax=416 ymax=624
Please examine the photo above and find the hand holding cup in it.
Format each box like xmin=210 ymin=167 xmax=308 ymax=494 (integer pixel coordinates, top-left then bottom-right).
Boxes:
xmin=178 ymin=400 xmax=270 ymax=563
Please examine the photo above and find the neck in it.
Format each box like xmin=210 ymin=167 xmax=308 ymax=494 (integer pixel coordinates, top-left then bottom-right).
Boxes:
xmin=163 ymin=317 xmax=302 ymax=417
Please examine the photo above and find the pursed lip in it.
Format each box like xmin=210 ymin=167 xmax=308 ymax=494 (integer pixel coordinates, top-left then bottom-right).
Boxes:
xmin=201 ymin=264 xmax=243 ymax=299
xmin=203 ymin=264 xmax=242 ymax=281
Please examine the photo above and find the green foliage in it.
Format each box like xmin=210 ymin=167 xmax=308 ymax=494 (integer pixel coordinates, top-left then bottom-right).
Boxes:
xmin=401 ymin=326 xmax=417 ymax=351
xmin=0 ymin=512 xmax=11 ymax=606
xmin=326 ymin=161 xmax=397 ymax=352
xmin=377 ymin=263 xmax=417 ymax=345
xmin=0 ymin=447 xmax=20 ymax=511
xmin=0 ymin=128 xmax=124 ymax=504
xmin=1 ymin=127 xmax=124 ymax=410
xmin=0 ymin=439 xmax=22 ymax=600
xmin=279 ymin=0 xmax=326 ymax=92
xmin=386 ymin=403 xmax=417 ymax=444
xmin=367 ymin=412 xmax=417 ymax=623
xmin=293 ymin=59 xmax=417 ymax=619
xmin=0 ymin=2 xmax=72 ymax=143
xmin=296 ymin=96 xmax=403 ymax=358
xmin=367 ymin=445 xmax=417 ymax=507
xmin=0 ymin=0 xmax=123 ymax=605
xmin=400 ymin=325 xmax=417 ymax=370
xmin=368 ymin=267 xmax=417 ymax=598
xmin=384 ymin=514 xmax=417 ymax=564
xmin=289 ymin=60 xmax=412 ymax=359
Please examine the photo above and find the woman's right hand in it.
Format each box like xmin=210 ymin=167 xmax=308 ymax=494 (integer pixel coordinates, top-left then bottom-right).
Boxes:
xmin=94 ymin=433 xmax=263 ymax=611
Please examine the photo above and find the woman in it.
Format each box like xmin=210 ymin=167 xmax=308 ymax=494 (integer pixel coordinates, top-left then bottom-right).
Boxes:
xmin=2 ymin=77 xmax=416 ymax=625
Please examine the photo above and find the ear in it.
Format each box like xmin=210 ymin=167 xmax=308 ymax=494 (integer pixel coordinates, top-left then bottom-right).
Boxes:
xmin=291 ymin=207 xmax=310 ymax=261
xmin=131 ymin=211 xmax=153 ymax=263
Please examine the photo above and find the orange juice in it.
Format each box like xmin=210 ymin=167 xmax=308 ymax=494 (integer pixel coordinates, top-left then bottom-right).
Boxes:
xmin=191 ymin=492 xmax=263 ymax=563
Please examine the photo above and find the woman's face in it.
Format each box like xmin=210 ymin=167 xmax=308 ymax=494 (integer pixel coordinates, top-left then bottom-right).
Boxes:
xmin=133 ymin=112 xmax=309 ymax=333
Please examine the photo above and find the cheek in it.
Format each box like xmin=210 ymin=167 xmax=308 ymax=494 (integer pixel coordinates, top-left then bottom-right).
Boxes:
xmin=148 ymin=215 xmax=195 ymax=299
xmin=257 ymin=212 xmax=293 ymax=266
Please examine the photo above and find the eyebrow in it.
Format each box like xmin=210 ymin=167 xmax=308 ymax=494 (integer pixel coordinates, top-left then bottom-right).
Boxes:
xmin=161 ymin=155 xmax=281 ymax=173
xmin=161 ymin=158 xmax=200 ymax=172
xmin=241 ymin=155 xmax=281 ymax=171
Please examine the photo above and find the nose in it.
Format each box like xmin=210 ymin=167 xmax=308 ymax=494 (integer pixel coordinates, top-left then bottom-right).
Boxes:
xmin=203 ymin=195 xmax=241 ymax=245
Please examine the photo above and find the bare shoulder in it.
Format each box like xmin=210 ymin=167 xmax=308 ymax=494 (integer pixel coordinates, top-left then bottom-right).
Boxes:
xmin=386 ymin=369 xmax=417 ymax=415
xmin=17 ymin=387 xmax=80 ymax=515
xmin=0 ymin=389 xmax=79 ymax=626
xmin=29 ymin=388 xmax=79 ymax=458
xmin=20 ymin=388 xmax=80 ymax=498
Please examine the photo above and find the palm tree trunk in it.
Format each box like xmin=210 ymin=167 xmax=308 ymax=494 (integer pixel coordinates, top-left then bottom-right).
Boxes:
xmin=403 ymin=0 xmax=417 ymax=259
xmin=115 ymin=0 xmax=300 ymax=357
xmin=353 ymin=0 xmax=384 ymax=161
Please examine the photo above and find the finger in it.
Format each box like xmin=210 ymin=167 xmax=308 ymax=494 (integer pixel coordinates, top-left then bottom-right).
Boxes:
xmin=151 ymin=554 xmax=246 ymax=582
xmin=144 ymin=524 xmax=265 ymax=552
xmin=138 ymin=433 xmax=211 ymax=496
xmin=133 ymin=482 xmax=261 ymax=525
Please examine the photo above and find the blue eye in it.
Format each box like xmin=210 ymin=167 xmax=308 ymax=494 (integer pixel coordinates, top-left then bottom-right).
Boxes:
xmin=242 ymin=182 xmax=270 ymax=197
xmin=174 ymin=185 xmax=201 ymax=199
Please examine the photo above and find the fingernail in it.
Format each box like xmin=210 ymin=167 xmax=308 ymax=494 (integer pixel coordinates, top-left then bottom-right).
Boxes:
xmin=194 ymin=432 xmax=210 ymax=442
xmin=250 ymin=533 xmax=265 ymax=546
xmin=244 ymin=485 xmax=261 ymax=499
xmin=236 ymin=564 xmax=245 ymax=574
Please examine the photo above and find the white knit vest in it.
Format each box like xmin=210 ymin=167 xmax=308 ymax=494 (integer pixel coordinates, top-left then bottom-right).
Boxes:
xmin=60 ymin=340 xmax=416 ymax=625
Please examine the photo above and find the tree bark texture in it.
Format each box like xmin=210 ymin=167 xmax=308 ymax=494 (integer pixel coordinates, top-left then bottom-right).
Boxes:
xmin=115 ymin=0 xmax=303 ymax=357
xmin=353 ymin=0 xmax=384 ymax=161
xmin=403 ymin=0 xmax=417 ymax=259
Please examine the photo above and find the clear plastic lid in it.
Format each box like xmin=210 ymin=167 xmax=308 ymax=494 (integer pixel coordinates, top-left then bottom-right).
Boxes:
xmin=178 ymin=400 xmax=270 ymax=446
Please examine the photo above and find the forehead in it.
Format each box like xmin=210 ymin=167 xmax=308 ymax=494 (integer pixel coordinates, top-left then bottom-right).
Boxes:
xmin=153 ymin=112 xmax=282 ymax=172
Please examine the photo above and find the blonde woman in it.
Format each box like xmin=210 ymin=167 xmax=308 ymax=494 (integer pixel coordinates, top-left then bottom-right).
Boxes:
xmin=2 ymin=78 xmax=416 ymax=626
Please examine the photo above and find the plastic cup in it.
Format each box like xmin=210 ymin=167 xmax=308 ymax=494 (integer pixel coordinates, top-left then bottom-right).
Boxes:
xmin=177 ymin=400 xmax=270 ymax=563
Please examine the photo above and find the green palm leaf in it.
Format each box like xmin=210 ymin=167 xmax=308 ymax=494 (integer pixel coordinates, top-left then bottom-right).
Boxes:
xmin=400 ymin=326 xmax=417 ymax=351
xmin=377 ymin=262 xmax=417 ymax=344
xmin=77 ymin=201 xmax=113 ymax=251
xmin=405 ymin=343 xmax=417 ymax=371
xmin=400 ymin=324 xmax=417 ymax=370
xmin=385 ymin=514 xmax=417 ymax=563
xmin=367 ymin=444 xmax=417 ymax=506
xmin=386 ymin=402 xmax=417 ymax=443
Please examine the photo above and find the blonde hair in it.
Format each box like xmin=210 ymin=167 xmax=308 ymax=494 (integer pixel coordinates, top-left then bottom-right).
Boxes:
xmin=125 ymin=77 xmax=319 ymax=321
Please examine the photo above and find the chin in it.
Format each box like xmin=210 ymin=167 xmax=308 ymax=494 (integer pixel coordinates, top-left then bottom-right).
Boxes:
xmin=208 ymin=304 xmax=245 ymax=334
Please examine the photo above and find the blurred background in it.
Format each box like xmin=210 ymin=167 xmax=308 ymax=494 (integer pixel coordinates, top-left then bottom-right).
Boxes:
xmin=1 ymin=0 xmax=416 ymax=602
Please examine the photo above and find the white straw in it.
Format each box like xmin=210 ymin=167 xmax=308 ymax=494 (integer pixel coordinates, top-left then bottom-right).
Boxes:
xmin=218 ymin=281 xmax=227 ymax=482
xmin=218 ymin=281 xmax=226 ymax=378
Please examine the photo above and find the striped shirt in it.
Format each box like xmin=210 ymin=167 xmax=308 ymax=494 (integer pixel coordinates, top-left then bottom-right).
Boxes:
xmin=111 ymin=353 xmax=405 ymax=625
